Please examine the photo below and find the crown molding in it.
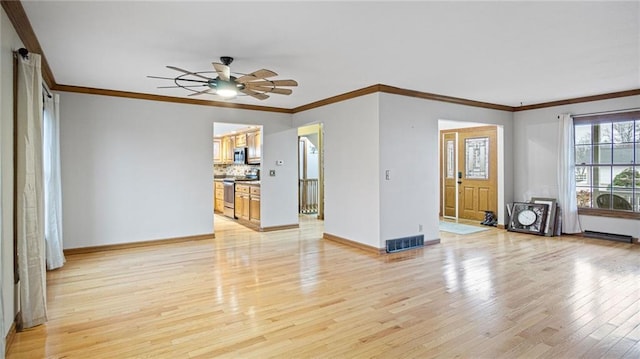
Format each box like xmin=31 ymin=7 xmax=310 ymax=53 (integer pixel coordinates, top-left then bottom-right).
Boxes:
xmin=291 ymin=85 xmax=381 ymax=113
xmin=52 ymin=85 xmax=294 ymax=113
xmin=290 ymin=84 xmax=515 ymax=113
xmin=513 ymin=89 xmax=640 ymax=112
xmin=1 ymin=0 xmax=55 ymax=88
xmin=4 ymin=0 xmax=639 ymax=115
xmin=377 ymin=84 xmax=515 ymax=112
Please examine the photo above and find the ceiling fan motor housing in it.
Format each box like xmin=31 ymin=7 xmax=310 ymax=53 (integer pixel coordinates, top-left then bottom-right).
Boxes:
xmin=220 ymin=56 xmax=233 ymax=66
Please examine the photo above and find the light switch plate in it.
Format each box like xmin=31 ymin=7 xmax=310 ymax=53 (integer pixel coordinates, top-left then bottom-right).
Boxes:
xmin=269 ymin=170 xmax=276 ymax=176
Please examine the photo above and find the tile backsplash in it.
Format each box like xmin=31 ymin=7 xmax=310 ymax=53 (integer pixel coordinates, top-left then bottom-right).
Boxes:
xmin=214 ymin=164 xmax=260 ymax=177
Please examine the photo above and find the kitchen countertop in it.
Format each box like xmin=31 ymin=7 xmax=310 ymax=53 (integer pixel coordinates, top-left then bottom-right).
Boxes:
xmin=214 ymin=177 xmax=260 ymax=185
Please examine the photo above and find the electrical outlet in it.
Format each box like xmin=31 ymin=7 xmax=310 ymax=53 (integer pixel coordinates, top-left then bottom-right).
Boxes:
xmin=385 ymin=170 xmax=391 ymax=180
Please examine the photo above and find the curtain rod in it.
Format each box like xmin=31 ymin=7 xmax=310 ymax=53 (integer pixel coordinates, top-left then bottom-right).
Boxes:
xmin=42 ymin=84 xmax=52 ymax=99
xmin=572 ymin=107 xmax=640 ymax=118
xmin=15 ymin=48 xmax=52 ymax=99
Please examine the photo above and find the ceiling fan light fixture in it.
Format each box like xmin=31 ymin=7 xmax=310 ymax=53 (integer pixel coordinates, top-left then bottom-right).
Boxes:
xmin=216 ymin=80 xmax=237 ymax=98
xmin=152 ymin=56 xmax=297 ymax=101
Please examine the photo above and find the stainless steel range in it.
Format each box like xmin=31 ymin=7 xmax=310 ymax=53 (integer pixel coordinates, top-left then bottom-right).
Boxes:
xmin=223 ymin=179 xmax=235 ymax=218
xmin=222 ymin=170 xmax=260 ymax=219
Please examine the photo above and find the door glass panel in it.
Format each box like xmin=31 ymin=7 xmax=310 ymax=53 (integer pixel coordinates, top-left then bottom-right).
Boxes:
xmin=446 ymin=140 xmax=454 ymax=178
xmin=465 ymin=137 xmax=489 ymax=179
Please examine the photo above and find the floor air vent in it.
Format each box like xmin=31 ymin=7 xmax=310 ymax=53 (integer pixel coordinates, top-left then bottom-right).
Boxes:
xmin=386 ymin=235 xmax=424 ymax=253
xmin=583 ymin=230 xmax=633 ymax=243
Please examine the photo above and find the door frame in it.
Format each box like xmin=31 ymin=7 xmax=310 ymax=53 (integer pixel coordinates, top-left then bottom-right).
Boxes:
xmin=440 ymin=124 xmax=500 ymax=223
xmin=297 ymin=123 xmax=324 ymax=219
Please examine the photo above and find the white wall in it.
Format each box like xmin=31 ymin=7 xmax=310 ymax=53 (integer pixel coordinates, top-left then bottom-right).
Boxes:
xmin=293 ymin=94 xmax=381 ymax=248
xmin=379 ymin=93 xmax=514 ymax=246
xmin=1 ymin=6 xmax=23 ymax=342
xmin=513 ymin=95 xmax=640 ymax=237
xmin=293 ymin=92 xmax=513 ymax=250
xmin=59 ymin=92 xmax=295 ymax=249
xmin=261 ymin=128 xmax=299 ymax=227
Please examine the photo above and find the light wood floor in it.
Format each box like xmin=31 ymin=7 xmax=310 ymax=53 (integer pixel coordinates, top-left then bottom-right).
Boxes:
xmin=7 ymin=215 xmax=640 ymax=358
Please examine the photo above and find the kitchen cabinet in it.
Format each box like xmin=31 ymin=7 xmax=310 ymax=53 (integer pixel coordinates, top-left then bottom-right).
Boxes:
xmin=213 ymin=138 xmax=221 ymax=163
xmin=235 ymin=133 xmax=247 ymax=147
xmin=214 ymin=181 xmax=224 ymax=213
xmin=235 ymin=184 xmax=251 ymax=221
xmin=222 ymin=136 xmax=235 ymax=164
xmin=249 ymin=185 xmax=261 ymax=223
xmin=235 ymin=185 xmax=244 ymax=219
xmin=241 ymin=194 xmax=250 ymax=220
xmin=247 ymin=130 xmax=261 ymax=164
xmin=233 ymin=183 xmax=260 ymax=227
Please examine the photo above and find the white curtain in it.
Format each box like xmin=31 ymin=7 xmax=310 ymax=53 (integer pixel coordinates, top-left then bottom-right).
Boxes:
xmin=43 ymin=94 xmax=65 ymax=270
xmin=557 ymin=113 xmax=582 ymax=234
xmin=16 ymin=53 xmax=47 ymax=328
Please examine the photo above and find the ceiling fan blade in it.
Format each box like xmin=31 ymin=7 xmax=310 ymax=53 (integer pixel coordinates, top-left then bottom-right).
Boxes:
xmin=236 ymin=69 xmax=278 ymax=83
xmin=147 ymin=75 xmax=209 ymax=84
xmin=245 ymin=87 xmax=293 ymax=95
xmin=246 ymin=79 xmax=298 ymax=87
xmin=157 ymin=85 xmax=207 ymax=89
xmin=212 ymin=62 xmax=230 ymax=81
xmin=166 ymin=66 xmax=212 ymax=81
xmin=240 ymin=88 xmax=269 ymax=100
xmin=188 ymin=88 xmax=214 ymax=96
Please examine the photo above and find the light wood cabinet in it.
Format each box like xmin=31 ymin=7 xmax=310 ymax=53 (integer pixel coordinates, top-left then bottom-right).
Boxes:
xmin=241 ymin=194 xmax=250 ymax=220
xmin=235 ymin=133 xmax=247 ymax=148
xmin=234 ymin=183 xmax=260 ymax=225
xmin=214 ymin=181 xmax=224 ymax=213
xmin=247 ymin=130 xmax=261 ymax=164
xmin=249 ymin=185 xmax=260 ymax=223
xmin=235 ymin=184 xmax=251 ymax=221
xmin=221 ymin=136 xmax=235 ymax=164
xmin=235 ymin=186 xmax=243 ymax=219
xmin=213 ymin=138 xmax=222 ymax=163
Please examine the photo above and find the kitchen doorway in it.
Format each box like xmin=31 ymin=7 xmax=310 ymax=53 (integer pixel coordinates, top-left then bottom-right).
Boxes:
xmin=298 ymin=124 xmax=324 ymax=220
xmin=440 ymin=125 xmax=498 ymax=222
xmin=212 ymin=122 xmax=262 ymax=221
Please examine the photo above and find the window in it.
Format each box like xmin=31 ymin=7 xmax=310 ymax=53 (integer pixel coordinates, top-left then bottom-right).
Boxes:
xmin=574 ymin=111 xmax=640 ymax=213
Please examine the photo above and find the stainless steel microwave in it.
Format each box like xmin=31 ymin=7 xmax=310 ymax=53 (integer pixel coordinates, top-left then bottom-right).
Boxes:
xmin=233 ymin=147 xmax=247 ymax=164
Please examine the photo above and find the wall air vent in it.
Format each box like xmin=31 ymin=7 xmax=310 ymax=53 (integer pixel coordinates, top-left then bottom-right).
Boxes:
xmin=386 ymin=235 xmax=424 ymax=253
xmin=583 ymin=230 xmax=633 ymax=243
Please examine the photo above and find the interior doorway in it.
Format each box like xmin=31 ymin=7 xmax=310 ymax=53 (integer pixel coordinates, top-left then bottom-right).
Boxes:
xmin=298 ymin=124 xmax=324 ymax=219
xmin=440 ymin=125 xmax=498 ymax=221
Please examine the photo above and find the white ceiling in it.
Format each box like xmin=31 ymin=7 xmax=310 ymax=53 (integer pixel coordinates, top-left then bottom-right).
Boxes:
xmin=21 ymin=1 xmax=640 ymax=109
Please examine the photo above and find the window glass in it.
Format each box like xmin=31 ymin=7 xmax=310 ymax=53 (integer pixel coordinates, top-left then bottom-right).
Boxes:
xmin=576 ymin=187 xmax=592 ymax=208
xmin=612 ymin=143 xmax=633 ymax=164
xmin=595 ymin=123 xmax=612 ymax=144
xmin=593 ymin=166 xmax=611 ymax=187
xmin=575 ymin=145 xmax=591 ymax=165
xmin=575 ymin=166 xmax=591 ymax=186
xmin=575 ymin=124 xmax=591 ymax=145
xmin=594 ymin=144 xmax=612 ymax=164
xmin=574 ymin=111 xmax=640 ymax=212
xmin=613 ymin=121 xmax=634 ymax=143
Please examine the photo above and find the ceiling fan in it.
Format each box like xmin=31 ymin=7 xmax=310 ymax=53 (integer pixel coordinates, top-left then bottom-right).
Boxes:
xmin=148 ymin=56 xmax=298 ymax=101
